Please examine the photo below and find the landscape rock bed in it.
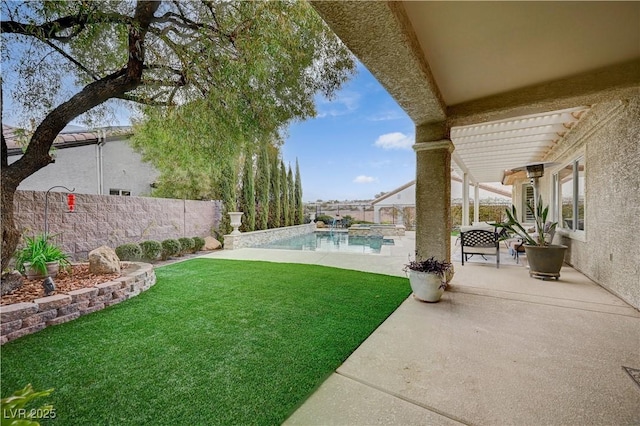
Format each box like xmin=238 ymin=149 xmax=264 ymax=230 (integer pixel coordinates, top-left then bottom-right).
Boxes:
xmin=0 ymin=262 xmax=156 ymax=345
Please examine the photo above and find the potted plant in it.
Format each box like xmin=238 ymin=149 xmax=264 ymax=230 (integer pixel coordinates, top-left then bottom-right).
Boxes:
xmin=403 ymin=255 xmax=454 ymax=302
xmin=14 ymin=234 xmax=71 ymax=280
xmin=492 ymin=196 xmax=567 ymax=280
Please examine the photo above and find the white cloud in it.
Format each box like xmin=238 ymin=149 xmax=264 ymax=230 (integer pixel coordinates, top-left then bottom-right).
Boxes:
xmin=353 ymin=175 xmax=378 ymax=184
xmin=317 ymin=90 xmax=360 ymax=118
xmin=368 ymin=110 xmax=403 ymax=121
xmin=374 ymin=132 xmax=414 ymax=150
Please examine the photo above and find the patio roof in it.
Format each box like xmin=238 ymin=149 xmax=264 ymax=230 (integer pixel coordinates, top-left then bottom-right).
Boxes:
xmin=311 ymin=1 xmax=640 ymax=183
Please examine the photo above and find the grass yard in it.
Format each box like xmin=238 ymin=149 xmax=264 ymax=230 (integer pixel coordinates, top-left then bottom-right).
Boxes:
xmin=1 ymin=258 xmax=410 ymax=425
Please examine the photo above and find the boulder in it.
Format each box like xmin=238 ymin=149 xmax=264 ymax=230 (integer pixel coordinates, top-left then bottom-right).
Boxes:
xmin=203 ymin=236 xmax=222 ymax=250
xmin=1 ymin=271 xmax=24 ymax=296
xmin=89 ymin=246 xmax=121 ymax=274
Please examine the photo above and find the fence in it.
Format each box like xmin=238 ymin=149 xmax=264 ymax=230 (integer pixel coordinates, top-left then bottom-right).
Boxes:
xmin=13 ymin=190 xmax=223 ymax=260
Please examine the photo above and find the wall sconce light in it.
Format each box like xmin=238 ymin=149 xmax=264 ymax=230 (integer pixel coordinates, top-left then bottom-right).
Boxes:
xmin=42 ymin=277 xmax=56 ymax=296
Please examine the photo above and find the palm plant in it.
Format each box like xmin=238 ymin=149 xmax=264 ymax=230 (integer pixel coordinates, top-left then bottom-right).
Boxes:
xmin=492 ymin=196 xmax=557 ymax=246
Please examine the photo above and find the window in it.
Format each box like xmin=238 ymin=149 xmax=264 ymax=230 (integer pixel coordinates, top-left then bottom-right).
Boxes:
xmin=109 ymin=189 xmax=131 ymax=196
xmin=555 ymin=157 xmax=585 ymax=231
xmin=522 ymin=184 xmax=535 ymax=222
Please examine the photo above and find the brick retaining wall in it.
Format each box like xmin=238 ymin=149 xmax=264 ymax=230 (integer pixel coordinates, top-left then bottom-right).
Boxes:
xmin=0 ymin=262 xmax=156 ymax=345
xmin=14 ymin=191 xmax=222 ymax=260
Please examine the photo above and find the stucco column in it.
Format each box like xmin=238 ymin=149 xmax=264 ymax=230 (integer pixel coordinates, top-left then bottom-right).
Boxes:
xmin=474 ymin=184 xmax=480 ymax=223
xmin=373 ymin=206 xmax=381 ymax=224
xmin=413 ymin=124 xmax=454 ymax=262
xmin=462 ymin=173 xmax=470 ymax=226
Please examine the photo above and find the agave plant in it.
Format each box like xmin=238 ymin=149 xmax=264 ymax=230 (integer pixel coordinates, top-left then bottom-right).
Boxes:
xmin=14 ymin=234 xmax=71 ymax=275
xmin=492 ymin=195 xmax=557 ymax=246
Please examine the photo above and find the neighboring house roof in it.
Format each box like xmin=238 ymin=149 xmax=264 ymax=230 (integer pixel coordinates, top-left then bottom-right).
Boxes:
xmin=3 ymin=124 xmax=133 ymax=156
xmin=372 ymin=176 xmax=512 ymax=206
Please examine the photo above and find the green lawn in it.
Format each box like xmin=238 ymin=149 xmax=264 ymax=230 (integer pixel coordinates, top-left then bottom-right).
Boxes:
xmin=1 ymin=258 xmax=410 ymax=425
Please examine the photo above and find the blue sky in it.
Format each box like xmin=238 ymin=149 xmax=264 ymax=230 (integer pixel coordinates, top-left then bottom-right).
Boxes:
xmin=281 ymin=62 xmax=416 ymax=202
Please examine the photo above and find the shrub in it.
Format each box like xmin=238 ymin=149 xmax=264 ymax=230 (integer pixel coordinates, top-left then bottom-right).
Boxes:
xmin=192 ymin=236 xmax=205 ymax=252
xmin=115 ymin=243 xmax=142 ymax=261
xmin=161 ymin=239 xmax=181 ymax=260
xmin=178 ymin=237 xmax=195 ymax=254
xmin=139 ymin=240 xmax=162 ymax=261
xmin=315 ymin=214 xmax=333 ymax=224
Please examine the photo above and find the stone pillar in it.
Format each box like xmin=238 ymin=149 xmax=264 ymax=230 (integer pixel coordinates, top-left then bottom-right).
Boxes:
xmin=474 ymin=184 xmax=480 ymax=223
xmin=373 ymin=206 xmax=381 ymax=224
xmin=413 ymin=123 xmax=454 ymax=262
xmin=462 ymin=173 xmax=470 ymax=226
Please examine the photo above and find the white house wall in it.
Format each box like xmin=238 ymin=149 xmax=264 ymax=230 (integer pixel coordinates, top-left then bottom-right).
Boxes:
xmin=9 ymin=139 xmax=159 ymax=196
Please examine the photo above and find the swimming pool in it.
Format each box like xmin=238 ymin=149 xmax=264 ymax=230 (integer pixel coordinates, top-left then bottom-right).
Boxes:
xmin=258 ymin=232 xmax=394 ymax=254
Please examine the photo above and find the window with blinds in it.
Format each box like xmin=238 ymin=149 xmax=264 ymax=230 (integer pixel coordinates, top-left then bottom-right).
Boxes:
xmin=522 ymin=184 xmax=535 ymax=222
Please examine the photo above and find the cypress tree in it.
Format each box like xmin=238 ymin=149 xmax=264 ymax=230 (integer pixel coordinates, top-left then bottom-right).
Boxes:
xmin=255 ymin=143 xmax=270 ymax=230
xmin=287 ymin=165 xmax=295 ymax=226
xmin=240 ymin=149 xmax=256 ymax=232
xmin=269 ymin=147 xmax=281 ymax=229
xmin=294 ymin=158 xmax=303 ymax=225
xmin=280 ymin=159 xmax=290 ymax=227
xmin=217 ymin=159 xmax=238 ymax=237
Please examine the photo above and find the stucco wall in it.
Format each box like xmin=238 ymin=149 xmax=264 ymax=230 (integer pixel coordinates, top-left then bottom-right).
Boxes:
xmin=14 ymin=190 xmax=222 ymax=261
xmin=513 ymin=99 xmax=639 ymax=309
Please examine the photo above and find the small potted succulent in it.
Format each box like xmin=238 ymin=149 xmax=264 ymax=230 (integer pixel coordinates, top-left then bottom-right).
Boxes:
xmin=15 ymin=234 xmax=71 ymax=280
xmin=403 ymin=255 xmax=454 ymax=302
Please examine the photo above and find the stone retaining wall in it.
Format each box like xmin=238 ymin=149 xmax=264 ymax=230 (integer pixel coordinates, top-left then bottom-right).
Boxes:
xmin=14 ymin=190 xmax=222 ymax=260
xmin=224 ymin=223 xmax=316 ymax=250
xmin=349 ymin=224 xmax=406 ymax=237
xmin=0 ymin=262 xmax=156 ymax=345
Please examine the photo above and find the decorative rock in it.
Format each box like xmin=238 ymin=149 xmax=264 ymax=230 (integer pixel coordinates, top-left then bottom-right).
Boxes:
xmin=0 ymin=302 xmax=39 ymax=322
xmin=33 ymin=294 xmax=71 ymax=312
xmin=1 ymin=271 xmax=24 ymax=296
xmin=21 ymin=310 xmax=57 ymax=328
xmin=1 ymin=319 xmax=22 ymax=335
xmin=88 ymin=246 xmax=121 ymax=274
xmin=203 ymin=236 xmax=222 ymax=250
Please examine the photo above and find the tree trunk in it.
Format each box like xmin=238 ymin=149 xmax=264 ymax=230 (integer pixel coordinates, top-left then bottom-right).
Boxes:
xmin=1 ymin=176 xmax=21 ymax=272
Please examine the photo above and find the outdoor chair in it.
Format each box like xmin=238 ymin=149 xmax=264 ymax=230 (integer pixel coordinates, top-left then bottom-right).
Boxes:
xmin=460 ymin=229 xmax=500 ymax=268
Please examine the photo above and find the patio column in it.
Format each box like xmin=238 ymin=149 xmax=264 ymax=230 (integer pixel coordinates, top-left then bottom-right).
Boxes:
xmin=373 ymin=206 xmax=381 ymax=223
xmin=413 ymin=123 xmax=454 ymax=262
xmin=474 ymin=184 xmax=480 ymax=223
xmin=462 ymin=173 xmax=470 ymax=226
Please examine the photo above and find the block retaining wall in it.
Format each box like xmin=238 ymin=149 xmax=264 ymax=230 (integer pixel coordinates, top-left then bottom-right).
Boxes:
xmin=0 ymin=262 xmax=156 ymax=345
xmin=14 ymin=190 xmax=222 ymax=261
xmin=223 ymin=223 xmax=316 ymax=250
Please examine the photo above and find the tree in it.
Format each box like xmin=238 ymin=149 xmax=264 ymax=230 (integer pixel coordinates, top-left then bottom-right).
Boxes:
xmin=280 ymin=159 xmax=289 ymax=227
xmin=239 ymin=148 xmax=255 ymax=232
xmin=255 ymin=143 xmax=270 ymax=231
xmin=268 ymin=147 xmax=281 ymax=229
xmin=287 ymin=165 xmax=295 ymax=226
xmin=294 ymin=159 xmax=304 ymax=225
xmin=1 ymin=1 xmax=355 ymax=272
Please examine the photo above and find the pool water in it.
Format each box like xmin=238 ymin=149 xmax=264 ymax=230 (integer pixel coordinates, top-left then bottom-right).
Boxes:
xmin=258 ymin=232 xmax=394 ymax=254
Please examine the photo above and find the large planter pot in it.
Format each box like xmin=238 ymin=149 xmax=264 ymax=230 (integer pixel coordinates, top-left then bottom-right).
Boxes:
xmin=228 ymin=212 xmax=243 ymax=235
xmin=23 ymin=261 xmax=60 ymax=280
xmin=407 ymin=270 xmax=446 ymax=302
xmin=523 ymin=244 xmax=568 ymax=280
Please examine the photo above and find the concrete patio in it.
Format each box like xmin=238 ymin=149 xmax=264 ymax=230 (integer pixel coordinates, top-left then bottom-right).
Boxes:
xmin=202 ymin=232 xmax=640 ymax=425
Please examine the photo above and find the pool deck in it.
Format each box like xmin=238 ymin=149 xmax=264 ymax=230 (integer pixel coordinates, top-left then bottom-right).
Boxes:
xmin=201 ymin=231 xmax=640 ymax=425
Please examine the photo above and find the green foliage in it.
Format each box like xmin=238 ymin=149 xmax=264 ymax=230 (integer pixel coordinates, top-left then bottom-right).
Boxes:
xmin=315 ymin=214 xmax=334 ymax=224
xmin=280 ymin=159 xmax=290 ymax=227
xmin=178 ymin=237 xmax=195 ymax=255
xmin=294 ymin=159 xmax=303 ymax=225
xmin=14 ymin=234 xmax=70 ymax=275
xmin=0 ymin=384 xmax=55 ymax=426
xmin=161 ymin=239 xmax=181 ymax=260
xmin=139 ymin=240 xmax=162 ymax=261
xmin=287 ymin=166 xmax=295 ymax=226
xmin=255 ymin=143 xmax=270 ymax=231
xmin=491 ymin=196 xmax=558 ymax=246
xmin=240 ymin=150 xmax=256 ymax=232
xmin=192 ymin=237 xmax=205 ymax=252
xmin=268 ymin=147 xmax=282 ymax=229
xmin=115 ymin=243 xmax=142 ymax=261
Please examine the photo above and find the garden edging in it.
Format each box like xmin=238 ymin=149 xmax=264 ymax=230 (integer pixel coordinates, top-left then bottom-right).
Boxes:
xmin=0 ymin=262 xmax=156 ymax=345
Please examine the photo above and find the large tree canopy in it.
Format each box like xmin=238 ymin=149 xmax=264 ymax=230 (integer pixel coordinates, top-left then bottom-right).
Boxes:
xmin=1 ymin=0 xmax=355 ymax=271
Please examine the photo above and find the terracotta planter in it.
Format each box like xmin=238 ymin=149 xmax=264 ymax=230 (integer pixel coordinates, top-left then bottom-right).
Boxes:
xmin=23 ymin=261 xmax=60 ymax=280
xmin=523 ymin=244 xmax=568 ymax=280
xmin=407 ymin=270 xmax=446 ymax=302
